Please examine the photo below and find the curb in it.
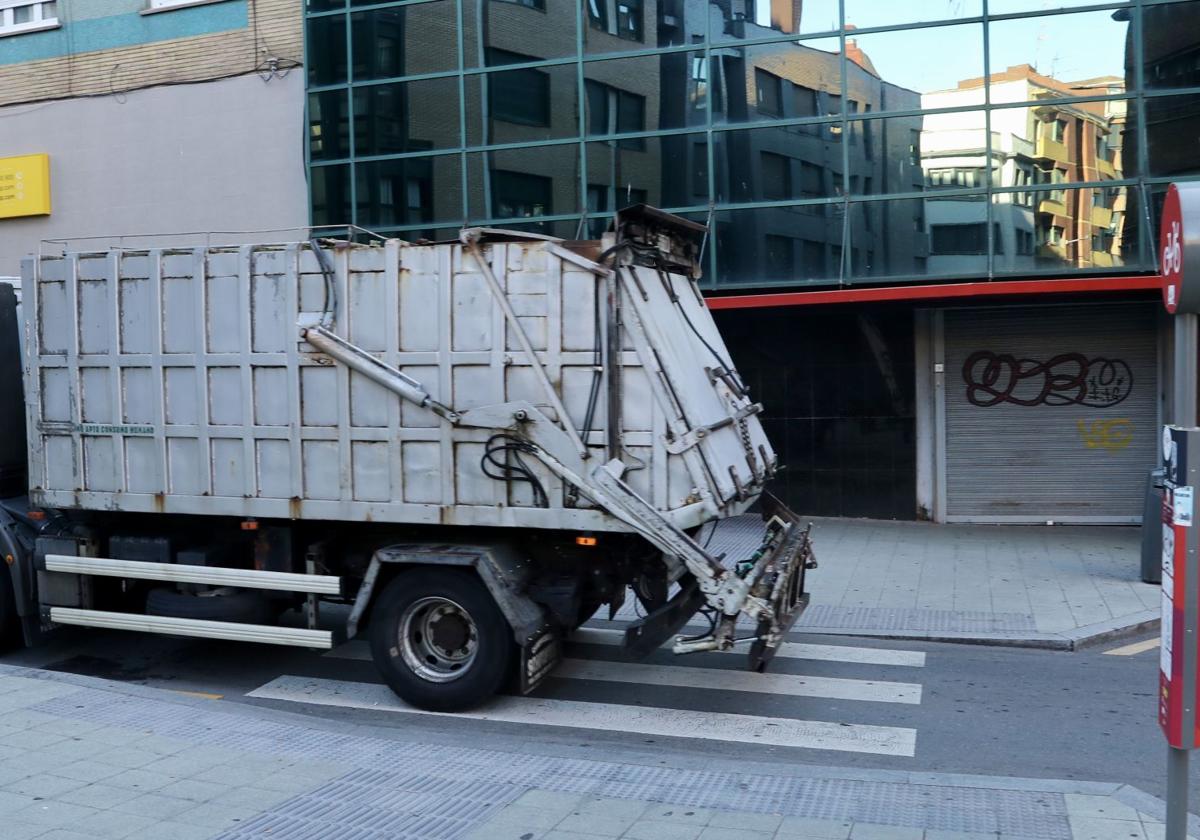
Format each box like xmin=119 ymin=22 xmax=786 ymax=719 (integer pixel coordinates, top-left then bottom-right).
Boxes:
xmin=800 ymin=609 xmax=1160 ymax=651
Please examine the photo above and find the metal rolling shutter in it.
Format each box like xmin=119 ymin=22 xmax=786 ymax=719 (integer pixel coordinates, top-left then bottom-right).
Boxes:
xmin=943 ymin=303 xmax=1159 ymax=523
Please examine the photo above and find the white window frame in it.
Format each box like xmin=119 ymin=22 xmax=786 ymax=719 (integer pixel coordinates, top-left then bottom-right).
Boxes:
xmin=0 ymin=0 xmax=59 ymax=37
xmin=143 ymin=0 xmax=232 ymax=14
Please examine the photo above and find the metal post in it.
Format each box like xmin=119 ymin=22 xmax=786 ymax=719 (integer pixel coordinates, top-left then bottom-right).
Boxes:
xmin=1176 ymin=313 xmax=1198 ymax=426
xmin=1167 ymin=746 xmax=1189 ymax=840
xmin=1169 ymin=310 xmax=1197 ymax=840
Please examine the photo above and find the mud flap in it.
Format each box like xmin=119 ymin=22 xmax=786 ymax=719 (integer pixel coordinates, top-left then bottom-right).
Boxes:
xmin=748 ymin=495 xmax=815 ymax=672
xmin=519 ymin=622 xmax=562 ymax=694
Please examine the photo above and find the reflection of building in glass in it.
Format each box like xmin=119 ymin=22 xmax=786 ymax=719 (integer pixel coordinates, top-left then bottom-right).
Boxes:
xmin=922 ymin=65 xmax=1126 ymax=275
xmin=1121 ymin=1 xmax=1200 ymax=256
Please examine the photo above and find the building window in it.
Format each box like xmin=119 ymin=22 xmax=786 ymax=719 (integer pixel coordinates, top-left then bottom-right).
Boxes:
xmin=692 ymin=142 xmax=708 ymax=197
xmin=930 ymin=223 xmax=989 ymax=255
xmin=1038 ymin=223 xmax=1065 ymax=246
xmin=497 ymin=0 xmax=545 ymax=8
xmin=491 ymin=170 xmax=552 ymax=220
xmin=617 ymin=0 xmax=642 ymax=41
xmin=1 ymin=0 xmax=56 ymax=35
xmin=927 ymin=168 xmax=989 ymax=189
xmin=1041 ymin=117 xmax=1067 ymax=144
xmin=587 ymin=0 xmax=607 ymax=31
xmin=765 ymin=235 xmax=794 ymax=277
xmin=760 ymin=152 xmax=791 ymax=202
xmin=755 ymin=68 xmax=782 ymax=117
xmin=586 ymin=80 xmax=646 ymax=149
xmin=488 ymin=53 xmax=551 ymax=127
xmin=1017 ymin=229 xmax=1035 ymax=256
xmin=908 ymin=129 xmax=920 ymax=166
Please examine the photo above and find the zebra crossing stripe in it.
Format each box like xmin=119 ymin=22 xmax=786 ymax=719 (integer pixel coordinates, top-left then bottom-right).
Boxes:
xmin=571 ymin=627 xmax=927 ymax=667
xmin=555 ymin=657 xmax=921 ymax=703
xmin=247 ymin=675 xmax=919 ymax=757
xmin=324 ymin=633 xmax=926 ymax=669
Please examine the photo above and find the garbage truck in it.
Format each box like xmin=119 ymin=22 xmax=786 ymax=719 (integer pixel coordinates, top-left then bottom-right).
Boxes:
xmin=0 ymin=207 xmax=814 ymax=711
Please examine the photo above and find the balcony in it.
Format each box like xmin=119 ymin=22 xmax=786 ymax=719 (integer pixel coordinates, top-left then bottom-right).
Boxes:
xmin=1091 ymin=205 xmax=1113 ymax=229
xmin=1035 ymin=136 xmax=1068 ymax=163
xmin=1038 ymin=197 xmax=1067 ymax=216
xmin=1097 ymin=157 xmax=1116 ymax=178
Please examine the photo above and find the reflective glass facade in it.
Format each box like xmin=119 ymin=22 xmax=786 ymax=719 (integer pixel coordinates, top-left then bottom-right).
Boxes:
xmin=305 ymin=0 xmax=1200 ymax=289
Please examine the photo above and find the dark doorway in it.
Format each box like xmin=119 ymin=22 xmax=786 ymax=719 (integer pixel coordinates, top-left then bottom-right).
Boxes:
xmin=714 ymin=304 xmax=916 ymax=519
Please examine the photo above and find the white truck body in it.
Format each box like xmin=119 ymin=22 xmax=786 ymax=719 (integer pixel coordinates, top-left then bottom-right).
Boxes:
xmin=22 ymin=232 xmax=773 ymax=533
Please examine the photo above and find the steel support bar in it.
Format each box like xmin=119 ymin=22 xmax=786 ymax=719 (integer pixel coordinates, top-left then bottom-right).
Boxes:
xmin=44 ymin=555 xmax=343 ymax=595
xmin=1166 ymin=747 xmax=1190 ymax=840
xmin=462 ymin=232 xmax=589 ymax=460
xmin=50 ymin=608 xmax=334 ymax=648
xmin=302 ymin=325 xmax=460 ymax=423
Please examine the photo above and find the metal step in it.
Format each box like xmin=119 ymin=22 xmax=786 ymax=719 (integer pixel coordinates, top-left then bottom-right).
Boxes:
xmin=44 ymin=555 xmax=342 ymax=595
xmin=49 ymin=607 xmax=334 ymax=649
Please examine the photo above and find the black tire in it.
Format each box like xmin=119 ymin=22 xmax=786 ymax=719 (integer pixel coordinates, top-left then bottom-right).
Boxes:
xmin=0 ymin=561 xmax=22 ymax=650
xmin=145 ymin=587 xmax=273 ymax=624
xmin=369 ymin=568 xmax=513 ymax=712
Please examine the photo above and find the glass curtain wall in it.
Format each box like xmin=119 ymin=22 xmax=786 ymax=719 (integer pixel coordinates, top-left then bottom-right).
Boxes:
xmin=305 ymin=0 xmax=1200 ymax=289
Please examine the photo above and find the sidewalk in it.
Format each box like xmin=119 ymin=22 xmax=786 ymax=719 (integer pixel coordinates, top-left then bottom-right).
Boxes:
xmin=0 ymin=664 xmax=1191 ymax=840
xmin=702 ymin=516 xmax=1157 ymax=650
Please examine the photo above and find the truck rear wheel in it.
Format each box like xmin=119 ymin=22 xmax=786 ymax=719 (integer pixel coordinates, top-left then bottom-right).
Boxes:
xmin=369 ymin=568 xmax=513 ymax=712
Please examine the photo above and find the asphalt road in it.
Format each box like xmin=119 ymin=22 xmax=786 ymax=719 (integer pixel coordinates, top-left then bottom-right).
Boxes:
xmin=2 ymin=620 xmax=1194 ymax=801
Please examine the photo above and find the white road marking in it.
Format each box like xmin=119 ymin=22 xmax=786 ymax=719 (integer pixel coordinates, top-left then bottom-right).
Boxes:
xmin=1103 ymin=637 xmax=1160 ymax=656
xmin=324 ymin=631 xmax=926 ymax=669
xmin=571 ymin=628 xmax=927 ymax=667
xmin=556 ymin=658 xmax=921 ymax=704
xmin=248 ymin=675 xmax=918 ymax=757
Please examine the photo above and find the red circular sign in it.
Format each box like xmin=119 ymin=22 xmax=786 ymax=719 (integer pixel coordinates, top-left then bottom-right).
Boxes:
xmin=1162 ymin=183 xmax=1184 ymax=313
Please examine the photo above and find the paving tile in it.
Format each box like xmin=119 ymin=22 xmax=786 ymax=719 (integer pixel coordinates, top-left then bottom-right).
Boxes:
xmin=171 ymin=801 xmax=262 ymax=829
xmin=54 ymin=781 xmax=142 ymax=810
xmin=696 ymin=827 xmax=773 ymax=840
xmin=4 ymin=773 xmax=86 ymax=798
xmin=778 ymin=817 xmax=854 ymax=839
xmin=119 ymin=793 xmax=197 ymax=820
xmin=101 ymin=768 xmax=178 ymax=793
xmin=13 ymin=799 xmax=103 ymax=828
xmin=51 ymin=761 xmax=124 ymax=784
xmin=462 ymin=825 xmax=548 ymax=840
xmin=92 ymin=748 xmax=164 ymax=771
xmin=31 ymin=830 xmax=96 ymax=840
xmin=1064 ymin=796 xmax=1141 ymax=822
xmin=154 ymin=778 xmax=231 ymax=803
xmin=556 ymin=812 xmax=637 ymax=836
xmin=1069 ymin=818 xmax=1148 ymax=840
xmin=924 ymin=832 xmax=1000 ymax=840
xmin=625 ymin=819 xmax=705 ymax=840
xmin=206 ymin=785 xmax=291 ymax=811
xmin=514 ymin=789 xmax=586 ymax=815
xmin=486 ymin=805 xmax=574 ymax=832
xmin=708 ymin=812 xmax=784 ymax=833
xmin=640 ymin=805 xmax=714 ymax=826
xmin=0 ymin=788 xmax=41 ymax=812
xmin=4 ymin=821 xmax=54 ymax=840
xmin=850 ymin=824 xmax=924 ymax=840
xmin=571 ymin=795 xmax=652 ymax=820
xmin=123 ymin=820 xmax=225 ymax=840
xmin=63 ymin=807 xmax=158 ymax=839
xmin=542 ymin=833 xmax=612 ymax=840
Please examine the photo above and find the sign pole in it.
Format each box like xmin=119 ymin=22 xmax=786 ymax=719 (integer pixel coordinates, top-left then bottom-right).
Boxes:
xmin=1161 ymin=183 xmax=1200 ymax=840
xmin=1169 ymin=312 xmax=1195 ymax=840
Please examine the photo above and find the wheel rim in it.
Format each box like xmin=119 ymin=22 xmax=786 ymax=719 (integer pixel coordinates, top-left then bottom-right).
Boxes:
xmin=398 ymin=596 xmax=479 ymax=683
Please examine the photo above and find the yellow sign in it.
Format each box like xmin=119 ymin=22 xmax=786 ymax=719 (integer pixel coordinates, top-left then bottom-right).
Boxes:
xmin=0 ymin=154 xmax=51 ymax=220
